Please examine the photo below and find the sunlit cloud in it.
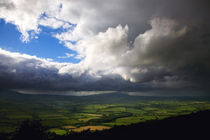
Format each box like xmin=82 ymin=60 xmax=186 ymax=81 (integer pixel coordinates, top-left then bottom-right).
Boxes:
xmin=0 ymin=0 xmax=210 ymax=94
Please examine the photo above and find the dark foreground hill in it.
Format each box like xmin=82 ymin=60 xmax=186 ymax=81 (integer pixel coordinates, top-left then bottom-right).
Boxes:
xmin=57 ymin=110 xmax=210 ymax=140
xmin=1 ymin=110 xmax=210 ymax=140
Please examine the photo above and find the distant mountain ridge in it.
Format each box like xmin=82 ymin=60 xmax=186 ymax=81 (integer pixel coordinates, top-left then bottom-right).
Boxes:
xmin=1 ymin=89 xmax=210 ymax=100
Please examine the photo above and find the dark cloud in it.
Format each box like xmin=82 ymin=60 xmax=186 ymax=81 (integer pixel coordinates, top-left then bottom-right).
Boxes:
xmin=0 ymin=0 xmax=15 ymax=10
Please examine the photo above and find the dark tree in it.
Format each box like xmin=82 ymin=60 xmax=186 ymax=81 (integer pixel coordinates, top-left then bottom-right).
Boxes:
xmin=12 ymin=120 xmax=47 ymax=140
xmin=0 ymin=133 xmax=9 ymax=140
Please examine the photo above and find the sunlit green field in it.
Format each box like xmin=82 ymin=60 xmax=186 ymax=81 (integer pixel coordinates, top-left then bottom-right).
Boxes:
xmin=1 ymin=91 xmax=210 ymax=135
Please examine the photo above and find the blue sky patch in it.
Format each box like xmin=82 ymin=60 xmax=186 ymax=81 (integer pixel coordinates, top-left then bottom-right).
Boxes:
xmin=0 ymin=19 xmax=80 ymax=63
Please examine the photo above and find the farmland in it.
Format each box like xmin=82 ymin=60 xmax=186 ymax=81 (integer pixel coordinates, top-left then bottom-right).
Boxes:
xmin=1 ymin=90 xmax=210 ymax=135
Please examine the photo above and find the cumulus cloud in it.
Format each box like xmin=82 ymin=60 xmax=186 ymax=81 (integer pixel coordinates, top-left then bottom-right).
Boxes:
xmin=0 ymin=49 xmax=89 ymax=91
xmin=57 ymin=53 xmax=75 ymax=59
xmin=0 ymin=0 xmax=61 ymax=42
xmin=39 ymin=17 xmax=65 ymax=29
xmin=0 ymin=0 xmax=210 ymax=94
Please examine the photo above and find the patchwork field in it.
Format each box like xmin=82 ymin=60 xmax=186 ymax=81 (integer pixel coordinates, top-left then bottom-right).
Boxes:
xmin=1 ymin=90 xmax=210 ymax=135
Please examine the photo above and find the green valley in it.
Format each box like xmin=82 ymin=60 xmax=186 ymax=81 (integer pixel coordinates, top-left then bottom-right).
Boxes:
xmin=1 ymin=90 xmax=210 ymax=135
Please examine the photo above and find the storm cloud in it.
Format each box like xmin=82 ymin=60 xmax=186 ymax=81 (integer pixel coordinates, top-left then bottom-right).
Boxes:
xmin=0 ymin=0 xmax=210 ymax=94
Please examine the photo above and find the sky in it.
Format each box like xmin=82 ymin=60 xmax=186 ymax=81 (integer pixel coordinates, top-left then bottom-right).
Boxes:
xmin=0 ymin=0 xmax=210 ymax=95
